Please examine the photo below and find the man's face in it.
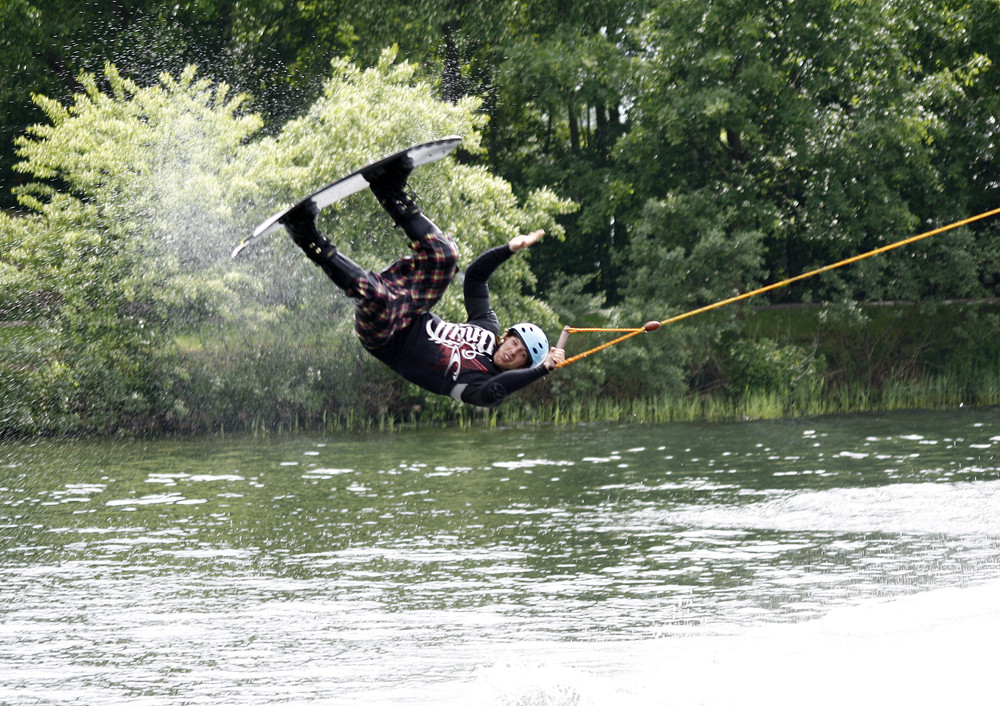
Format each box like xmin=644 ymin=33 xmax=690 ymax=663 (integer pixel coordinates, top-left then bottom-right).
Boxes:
xmin=493 ymin=333 xmax=530 ymax=371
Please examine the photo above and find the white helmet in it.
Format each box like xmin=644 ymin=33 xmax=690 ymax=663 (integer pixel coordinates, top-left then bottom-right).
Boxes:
xmin=508 ymin=323 xmax=549 ymax=368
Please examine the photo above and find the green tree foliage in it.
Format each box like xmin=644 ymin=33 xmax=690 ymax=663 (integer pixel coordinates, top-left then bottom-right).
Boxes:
xmin=5 ymin=64 xmax=267 ymax=433
xmin=0 ymin=0 xmax=337 ymax=207
xmin=626 ymin=0 xmax=996 ymax=306
xmin=609 ymin=0 xmax=1000 ymax=394
xmin=483 ymin=1 xmax=651 ymax=300
xmin=0 ymin=0 xmax=47 ymax=199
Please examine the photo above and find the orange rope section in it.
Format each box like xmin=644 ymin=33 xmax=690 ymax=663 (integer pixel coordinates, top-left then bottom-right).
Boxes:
xmin=556 ymin=206 xmax=1000 ymax=369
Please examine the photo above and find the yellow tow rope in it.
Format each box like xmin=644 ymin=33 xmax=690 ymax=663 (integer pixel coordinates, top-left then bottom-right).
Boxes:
xmin=556 ymin=206 xmax=1000 ymax=369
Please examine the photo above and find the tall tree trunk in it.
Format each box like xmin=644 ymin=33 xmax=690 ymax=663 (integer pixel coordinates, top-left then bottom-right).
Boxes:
xmin=568 ymin=102 xmax=580 ymax=152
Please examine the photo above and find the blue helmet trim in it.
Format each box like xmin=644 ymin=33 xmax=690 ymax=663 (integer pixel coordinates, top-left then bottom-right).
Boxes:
xmin=508 ymin=323 xmax=549 ymax=368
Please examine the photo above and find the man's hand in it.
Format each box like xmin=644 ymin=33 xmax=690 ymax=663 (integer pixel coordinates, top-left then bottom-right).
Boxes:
xmin=508 ymin=229 xmax=546 ymax=253
xmin=543 ymin=346 xmax=565 ymax=371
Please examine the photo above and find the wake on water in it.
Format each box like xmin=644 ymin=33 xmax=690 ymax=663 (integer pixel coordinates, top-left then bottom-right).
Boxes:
xmin=669 ymin=479 xmax=1000 ymax=536
xmin=440 ymin=579 xmax=999 ymax=706
xmin=440 ymin=478 xmax=1000 ymax=706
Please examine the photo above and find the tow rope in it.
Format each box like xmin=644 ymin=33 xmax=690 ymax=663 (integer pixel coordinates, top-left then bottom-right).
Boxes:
xmin=556 ymin=206 xmax=1000 ymax=368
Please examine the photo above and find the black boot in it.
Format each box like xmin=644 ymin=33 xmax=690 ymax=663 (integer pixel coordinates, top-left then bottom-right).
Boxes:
xmin=280 ymin=202 xmax=373 ymax=296
xmin=366 ymin=156 xmax=420 ymax=228
xmin=281 ymin=200 xmax=325 ymax=254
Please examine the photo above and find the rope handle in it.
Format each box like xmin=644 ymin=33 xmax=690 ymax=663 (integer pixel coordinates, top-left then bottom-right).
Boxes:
xmin=556 ymin=322 xmax=659 ymax=368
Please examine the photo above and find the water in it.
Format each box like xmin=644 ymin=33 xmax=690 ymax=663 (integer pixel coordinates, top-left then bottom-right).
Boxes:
xmin=2 ymin=408 xmax=998 ymax=705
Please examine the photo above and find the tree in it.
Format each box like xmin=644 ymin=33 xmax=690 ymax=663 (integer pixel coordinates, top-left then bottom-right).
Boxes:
xmin=7 ymin=63 xmax=266 ymax=432
xmin=0 ymin=1 xmax=335 ymax=209
xmin=624 ymin=0 xmax=994 ymax=306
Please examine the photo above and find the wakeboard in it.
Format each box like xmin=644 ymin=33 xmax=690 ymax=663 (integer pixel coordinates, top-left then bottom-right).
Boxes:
xmin=232 ymin=136 xmax=461 ymax=258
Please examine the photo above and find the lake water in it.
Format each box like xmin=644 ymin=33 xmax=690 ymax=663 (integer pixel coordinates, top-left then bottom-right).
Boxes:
xmin=2 ymin=408 xmax=999 ymax=705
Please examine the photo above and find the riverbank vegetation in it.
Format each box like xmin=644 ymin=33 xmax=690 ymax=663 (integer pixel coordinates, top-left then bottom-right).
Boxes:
xmin=2 ymin=0 xmax=1000 ymax=436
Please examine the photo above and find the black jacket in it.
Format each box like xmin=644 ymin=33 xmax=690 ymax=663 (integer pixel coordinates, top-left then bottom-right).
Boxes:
xmin=369 ymin=244 xmax=548 ymax=406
